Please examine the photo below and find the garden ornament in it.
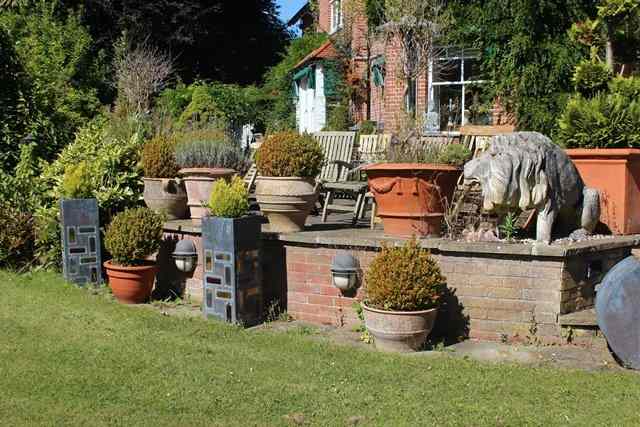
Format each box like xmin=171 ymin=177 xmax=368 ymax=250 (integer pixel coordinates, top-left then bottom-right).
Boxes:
xmin=463 ymin=132 xmax=600 ymax=243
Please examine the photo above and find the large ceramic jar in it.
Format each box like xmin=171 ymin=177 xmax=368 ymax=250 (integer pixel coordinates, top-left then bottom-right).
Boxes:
xmin=255 ymin=177 xmax=318 ymax=233
xmin=143 ymin=178 xmax=188 ymax=220
xmin=179 ymin=168 xmax=235 ymax=220
xmin=566 ymin=148 xmax=640 ymax=235
xmin=362 ymin=304 xmax=438 ymax=352
xmin=363 ymin=163 xmax=461 ymax=237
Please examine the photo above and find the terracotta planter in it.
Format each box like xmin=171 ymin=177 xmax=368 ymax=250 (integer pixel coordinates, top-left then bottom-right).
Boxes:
xmin=362 ymin=163 xmax=462 ymax=237
xmin=566 ymin=149 xmax=640 ymax=235
xmin=104 ymin=260 xmax=157 ymax=304
xmin=362 ymin=303 xmax=438 ymax=352
xmin=143 ymin=178 xmax=187 ymax=220
xmin=178 ymin=168 xmax=235 ymax=220
xmin=255 ymin=177 xmax=318 ymax=233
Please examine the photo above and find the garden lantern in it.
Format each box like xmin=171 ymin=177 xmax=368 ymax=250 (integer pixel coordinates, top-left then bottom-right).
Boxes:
xmin=330 ymin=251 xmax=359 ymax=291
xmin=172 ymin=239 xmax=198 ymax=273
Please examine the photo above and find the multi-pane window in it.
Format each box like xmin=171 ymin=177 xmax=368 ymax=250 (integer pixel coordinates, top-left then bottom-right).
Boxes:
xmin=427 ymin=48 xmax=488 ymax=131
xmin=330 ymin=0 xmax=342 ymax=33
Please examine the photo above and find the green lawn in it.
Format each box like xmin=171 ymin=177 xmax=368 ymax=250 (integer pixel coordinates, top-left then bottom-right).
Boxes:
xmin=1 ymin=271 xmax=640 ymax=426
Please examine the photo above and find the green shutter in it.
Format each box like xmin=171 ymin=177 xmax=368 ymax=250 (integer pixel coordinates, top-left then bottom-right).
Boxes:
xmin=371 ymin=57 xmax=385 ymax=87
xmin=293 ymin=65 xmax=315 ymax=90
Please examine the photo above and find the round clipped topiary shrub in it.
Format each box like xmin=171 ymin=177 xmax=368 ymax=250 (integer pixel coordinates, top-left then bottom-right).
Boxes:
xmin=208 ymin=176 xmax=249 ymax=218
xmin=255 ymin=132 xmax=323 ymax=178
xmin=104 ymin=207 xmax=164 ymax=267
xmin=573 ymin=60 xmax=612 ymax=98
xmin=365 ymin=238 xmax=446 ymax=312
xmin=142 ymin=135 xmax=179 ymax=178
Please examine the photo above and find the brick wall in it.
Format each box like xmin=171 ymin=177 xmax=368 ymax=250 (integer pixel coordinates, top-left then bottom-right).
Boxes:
xmin=284 ymin=243 xmax=631 ymax=344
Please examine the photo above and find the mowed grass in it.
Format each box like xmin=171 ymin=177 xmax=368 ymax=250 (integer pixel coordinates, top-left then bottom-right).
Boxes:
xmin=1 ymin=271 xmax=640 ymax=426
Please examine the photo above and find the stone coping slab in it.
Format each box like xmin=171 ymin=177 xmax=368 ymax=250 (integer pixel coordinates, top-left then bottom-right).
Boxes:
xmin=164 ymin=219 xmax=640 ymax=258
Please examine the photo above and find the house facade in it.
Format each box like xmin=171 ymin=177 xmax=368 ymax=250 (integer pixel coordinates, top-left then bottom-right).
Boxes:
xmin=291 ymin=0 xmax=513 ymax=134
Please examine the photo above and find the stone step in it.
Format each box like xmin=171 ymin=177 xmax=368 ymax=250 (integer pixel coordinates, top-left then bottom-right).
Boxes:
xmin=558 ymin=308 xmax=597 ymax=327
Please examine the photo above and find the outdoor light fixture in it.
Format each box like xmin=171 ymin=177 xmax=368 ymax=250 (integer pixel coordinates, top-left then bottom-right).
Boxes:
xmin=172 ymin=239 xmax=198 ymax=273
xmin=330 ymin=251 xmax=359 ymax=291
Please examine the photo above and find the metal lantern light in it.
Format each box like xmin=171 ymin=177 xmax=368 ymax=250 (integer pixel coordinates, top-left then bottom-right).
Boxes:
xmin=330 ymin=251 xmax=359 ymax=291
xmin=172 ymin=239 xmax=198 ymax=273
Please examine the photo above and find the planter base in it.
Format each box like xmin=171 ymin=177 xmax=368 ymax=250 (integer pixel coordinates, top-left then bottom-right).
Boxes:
xmin=255 ymin=177 xmax=318 ymax=233
xmin=143 ymin=178 xmax=187 ymax=220
xmin=104 ymin=260 xmax=157 ymax=304
xmin=566 ymin=149 xmax=640 ymax=235
xmin=363 ymin=304 xmax=437 ymax=352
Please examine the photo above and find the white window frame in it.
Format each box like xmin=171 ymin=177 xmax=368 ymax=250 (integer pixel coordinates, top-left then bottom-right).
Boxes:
xmin=330 ymin=0 xmax=343 ymax=34
xmin=427 ymin=48 xmax=487 ymax=131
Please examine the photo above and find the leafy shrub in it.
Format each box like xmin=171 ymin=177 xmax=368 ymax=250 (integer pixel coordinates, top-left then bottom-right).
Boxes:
xmin=365 ymin=238 xmax=446 ymax=312
xmin=557 ymin=78 xmax=640 ymax=148
xmin=175 ymin=139 xmax=247 ymax=172
xmin=208 ymin=176 xmax=249 ymax=218
xmin=104 ymin=207 xmax=164 ymax=266
xmin=573 ymin=60 xmax=611 ymax=97
xmin=61 ymin=161 xmax=93 ymax=199
xmin=437 ymin=144 xmax=472 ymax=166
xmin=0 ymin=200 xmax=34 ymax=270
xmin=141 ymin=135 xmax=179 ymax=178
xmin=359 ymin=120 xmax=377 ymax=135
xmin=255 ymin=132 xmax=324 ymax=178
xmin=34 ymin=117 xmax=145 ymax=269
xmin=324 ymin=102 xmax=351 ymax=131
xmin=387 ymin=140 xmax=471 ymax=165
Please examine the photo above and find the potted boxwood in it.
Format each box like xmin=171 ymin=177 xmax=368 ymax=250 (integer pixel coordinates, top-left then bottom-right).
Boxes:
xmin=362 ymin=142 xmax=470 ymax=237
xmin=362 ymin=238 xmax=446 ymax=352
xmin=201 ymin=176 xmax=263 ymax=325
xmin=255 ymin=132 xmax=324 ymax=232
xmin=175 ymin=137 xmax=247 ymax=220
xmin=103 ymin=207 xmax=164 ymax=304
xmin=558 ymin=76 xmax=640 ymax=235
xmin=141 ymin=135 xmax=187 ymax=220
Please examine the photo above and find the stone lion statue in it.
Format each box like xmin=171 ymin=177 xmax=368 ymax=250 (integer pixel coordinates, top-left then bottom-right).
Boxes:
xmin=463 ymin=132 xmax=600 ymax=243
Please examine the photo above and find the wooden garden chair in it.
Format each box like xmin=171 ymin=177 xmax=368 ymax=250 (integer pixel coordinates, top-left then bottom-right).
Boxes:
xmin=319 ymin=133 xmax=391 ymax=226
xmin=312 ymin=131 xmax=365 ymax=224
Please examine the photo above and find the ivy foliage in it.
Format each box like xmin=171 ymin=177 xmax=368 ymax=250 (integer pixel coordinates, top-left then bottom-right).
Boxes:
xmin=445 ymin=0 xmax=596 ymax=136
xmin=261 ymin=32 xmax=328 ymax=132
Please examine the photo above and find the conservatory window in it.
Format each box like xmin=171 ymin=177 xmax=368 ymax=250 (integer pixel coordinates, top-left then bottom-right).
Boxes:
xmin=427 ymin=48 xmax=488 ymax=132
xmin=330 ymin=0 xmax=343 ymax=34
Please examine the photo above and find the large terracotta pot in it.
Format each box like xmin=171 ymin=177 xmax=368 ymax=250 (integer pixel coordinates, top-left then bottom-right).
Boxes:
xmin=178 ymin=168 xmax=235 ymax=220
xmin=362 ymin=303 xmax=438 ymax=352
xmin=566 ymin=149 xmax=640 ymax=235
xmin=255 ymin=177 xmax=318 ymax=233
xmin=104 ymin=260 xmax=157 ymax=304
xmin=362 ymin=163 xmax=462 ymax=237
xmin=143 ymin=178 xmax=187 ymax=220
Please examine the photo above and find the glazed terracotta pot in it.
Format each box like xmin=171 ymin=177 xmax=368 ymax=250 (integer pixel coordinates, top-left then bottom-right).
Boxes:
xmin=255 ymin=177 xmax=318 ymax=233
xmin=104 ymin=260 xmax=157 ymax=304
xmin=362 ymin=303 xmax=438 ymax=352
xmin=362 ymin=163 xmax=462 ymax=237
xmin=566 ymin=149 xmax=640 ymax=235
xmin=143 ymin=177 xmax=188 ymax=220
xmin=178 ymin=168 xmax=235 ymax=220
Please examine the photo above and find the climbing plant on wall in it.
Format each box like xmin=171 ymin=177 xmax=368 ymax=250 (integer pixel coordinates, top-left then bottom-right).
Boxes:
xmin=445 ymin=0 xmax=597 ymax=136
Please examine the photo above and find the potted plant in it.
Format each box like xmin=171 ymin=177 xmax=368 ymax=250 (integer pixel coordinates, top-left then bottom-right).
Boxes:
xmin=201 ymin=176 xmax=263 ymax=326
xmin=255 ymin=132 xmax=324 ymax=232
xmin=363 ymin=142 xmax=470 ymax=237
xmin=141 ymin=135 xmax=187 ymax=220
xmin=175 ymin=136 xmax=247 ymax=220
xmin=103 ymin=207 xmax=164 ymax=304
xmin=558 ymin=76 xmax=640 ymax=235
xmin=362 ymin=238 xmax=446 ymax=352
